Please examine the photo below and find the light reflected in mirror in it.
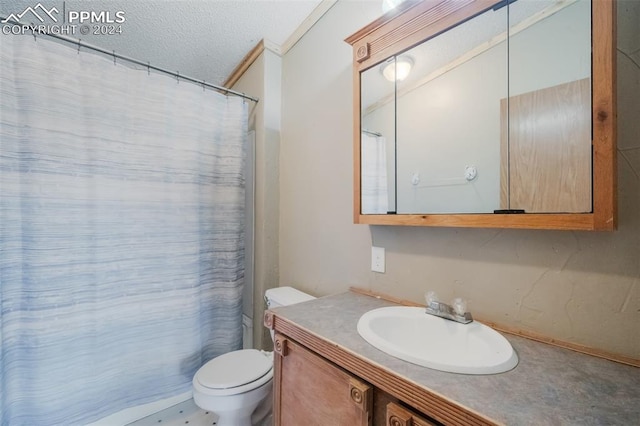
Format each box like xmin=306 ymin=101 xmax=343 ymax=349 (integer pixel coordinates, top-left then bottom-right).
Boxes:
xmin=359 ymin=0 xmax=592 ymax=215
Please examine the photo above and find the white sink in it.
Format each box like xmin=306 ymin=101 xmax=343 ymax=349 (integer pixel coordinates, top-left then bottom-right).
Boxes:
xmin=357 ymin=306 xmax=518 ymax=375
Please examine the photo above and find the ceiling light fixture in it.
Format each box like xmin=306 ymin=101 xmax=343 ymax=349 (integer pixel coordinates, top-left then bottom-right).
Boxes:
xmin=381 ymin=56 xmax=414 ymax=82
xmin=382 ymin=0 xmax=408 ymax=14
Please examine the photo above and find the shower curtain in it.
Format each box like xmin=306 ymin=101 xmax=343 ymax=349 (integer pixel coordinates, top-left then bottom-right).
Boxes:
xmin=0 ymin=34 xmax=247 ymax=425
xmin=361 ymin=132 xmax=388 ymax=214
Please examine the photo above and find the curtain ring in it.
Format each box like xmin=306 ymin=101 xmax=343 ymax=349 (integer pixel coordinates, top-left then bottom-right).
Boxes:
xmin=202 ymin=80 xmax=206 ymax=92
xmin=77 ymin=39 xmax=81 ymax=54
xmin=176 ymin=71 xmax=180 ymax=84
xmin=147 ymin=62 xmax=150 ymax=76
xmin=112 ymin=50 xmax=116 ymax=65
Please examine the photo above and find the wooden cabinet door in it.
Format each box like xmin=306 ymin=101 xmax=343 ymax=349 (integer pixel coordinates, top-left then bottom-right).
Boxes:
xmin=273 ymin=333 xmax=372 ymax=426
xmin=386 ymin=402 xmax=439 ymax=426
xmin=500 ymin=78 xmax=592 ymax=213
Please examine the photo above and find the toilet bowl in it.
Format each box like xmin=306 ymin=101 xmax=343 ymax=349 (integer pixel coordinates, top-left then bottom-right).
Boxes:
xmin=193 ymin=349 xmax=273 ymax=426
xmin=192 ymin=287 xmax=315 ymax=426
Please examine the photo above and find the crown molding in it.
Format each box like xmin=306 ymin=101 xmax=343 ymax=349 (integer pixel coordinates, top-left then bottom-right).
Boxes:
xmin=224 ymin=0 xmax=338 ymax=89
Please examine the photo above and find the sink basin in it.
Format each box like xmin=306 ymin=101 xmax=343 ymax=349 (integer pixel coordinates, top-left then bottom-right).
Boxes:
xmin=357 ymin=306 xmax=518 ymax=374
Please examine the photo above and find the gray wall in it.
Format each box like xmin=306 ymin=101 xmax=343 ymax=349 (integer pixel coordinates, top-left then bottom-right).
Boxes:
xmin=279 ymin=0 xmax=640 ymax=359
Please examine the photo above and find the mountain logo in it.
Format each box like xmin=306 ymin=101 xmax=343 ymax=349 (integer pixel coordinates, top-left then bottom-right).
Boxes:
xmin=2 ymin=3 xmax=59 ymax=24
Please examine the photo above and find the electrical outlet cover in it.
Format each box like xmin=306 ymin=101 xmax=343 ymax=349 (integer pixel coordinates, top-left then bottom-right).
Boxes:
xmin=371 ymin=246 xmax=385 ymax=273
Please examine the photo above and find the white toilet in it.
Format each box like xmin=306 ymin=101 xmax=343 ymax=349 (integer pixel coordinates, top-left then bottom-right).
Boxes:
xmin=192 ymin=286 xmax=315 ymax=426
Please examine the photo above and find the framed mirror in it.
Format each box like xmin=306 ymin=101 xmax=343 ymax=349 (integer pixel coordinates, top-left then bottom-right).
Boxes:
xmin=347 ymin=0 xmax=616 ymax=230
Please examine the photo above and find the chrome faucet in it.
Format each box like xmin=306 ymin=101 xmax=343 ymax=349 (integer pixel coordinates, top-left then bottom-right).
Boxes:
xmin=425 ymin=291 xmax=473 ymax=324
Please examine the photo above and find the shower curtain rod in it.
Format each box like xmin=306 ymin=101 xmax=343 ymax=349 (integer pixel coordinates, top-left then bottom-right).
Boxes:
xmin=1 ymin=18 xmax=259 ymax=103
xmin=362 ymin=129 xmax=382 ymax=137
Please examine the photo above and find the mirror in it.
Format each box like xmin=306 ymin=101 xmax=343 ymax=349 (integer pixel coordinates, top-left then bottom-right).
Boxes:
xmin=506 ymin=0 xmax=592 ymax=213
xmin=361 ymin=58 xmax=396 ymax=214
xmin=393 ymin=2 xmax=507 ymax=214
xmin=347 ymin=0 xmax=615 ymax=230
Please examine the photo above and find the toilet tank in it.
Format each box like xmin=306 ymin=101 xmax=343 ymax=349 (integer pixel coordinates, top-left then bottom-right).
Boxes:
xmin=265 ymin=286 xmax=315 ymax=309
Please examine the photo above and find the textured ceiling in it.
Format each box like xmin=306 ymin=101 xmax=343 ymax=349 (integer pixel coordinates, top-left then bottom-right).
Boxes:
xmin=0 ymin=0 xmax=324 ymax=85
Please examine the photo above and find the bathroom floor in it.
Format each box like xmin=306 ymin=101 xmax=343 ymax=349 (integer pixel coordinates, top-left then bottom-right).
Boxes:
xmin=126 ymin=399 xmax=218 ymax=426
xmin=126 ymin=398 xmax=272 ymax=426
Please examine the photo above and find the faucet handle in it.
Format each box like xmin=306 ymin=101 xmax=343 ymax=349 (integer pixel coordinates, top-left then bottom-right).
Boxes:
xmin=452 ymin=297 xmax=467 ymax=315
xmin=425 ymin=291 xmax=439 ymax=307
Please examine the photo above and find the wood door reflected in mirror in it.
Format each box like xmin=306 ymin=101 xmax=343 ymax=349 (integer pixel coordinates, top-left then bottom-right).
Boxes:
xmin=502 ymin=78 xmax=592 ymax=213
xmin=347 ymin=0 xmax=615 ymax=230
xmin=505 ymin=0 xmax=592 ymax=213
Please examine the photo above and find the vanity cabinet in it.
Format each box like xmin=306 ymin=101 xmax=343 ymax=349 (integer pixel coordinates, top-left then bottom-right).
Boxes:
xmin=272 ymin=334 xmax=372 ymax=425
xmin=266 ymin=304 xmax=466 ymax=426
xmin=266 ymin=291 xmax=640 ymax=426
xmin=272 ymin=332 xmax=440 ymax=426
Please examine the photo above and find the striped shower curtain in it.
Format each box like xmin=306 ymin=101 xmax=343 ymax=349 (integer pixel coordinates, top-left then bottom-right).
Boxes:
xmin=0 ymin=34 xmax=247 ymax=425
xmin=361 ymin=132 xmax=389 ymax=214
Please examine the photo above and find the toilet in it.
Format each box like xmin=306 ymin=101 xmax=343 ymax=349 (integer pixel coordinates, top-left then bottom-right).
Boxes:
xmin=192 ymin=286 xmax=315 ymax=426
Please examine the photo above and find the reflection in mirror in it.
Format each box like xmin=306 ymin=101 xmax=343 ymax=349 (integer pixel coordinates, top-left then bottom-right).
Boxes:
xmin=395 ymin=3 xmax=509 ymax=214
xmin=361 ymin=58 xmax=396 ymax=214
xmin=349 ymin=0 xmax=614 ymax=229
xmin=362 ymin=4 xmax=509 ymax=214
xmin=505 ymin=0 xmax=592 ymax=213
xmin=359 ymin=0 xmax=593 ymax=215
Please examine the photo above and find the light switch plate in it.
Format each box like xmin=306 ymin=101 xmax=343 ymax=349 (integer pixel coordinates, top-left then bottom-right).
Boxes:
xmin=371 ymin=246 xmax=385 ymax=273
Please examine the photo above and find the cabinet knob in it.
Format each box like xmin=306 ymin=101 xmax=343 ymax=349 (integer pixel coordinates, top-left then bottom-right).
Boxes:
xmin=386 ymin=402 xmax=413 ymax=426
xmin=348 ymin=378 xmax=372 ymax=412
xmin=387 ymin=402 xmax=438 ymax=426
xmin=389 ymin=414 xmax=412 ymax=426
xmin=274 ymin=335 xmax=288 ymax=356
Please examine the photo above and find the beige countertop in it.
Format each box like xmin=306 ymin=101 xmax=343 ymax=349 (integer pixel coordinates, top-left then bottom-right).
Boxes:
xmin=270 ymin=291 xmax=640 ymax=425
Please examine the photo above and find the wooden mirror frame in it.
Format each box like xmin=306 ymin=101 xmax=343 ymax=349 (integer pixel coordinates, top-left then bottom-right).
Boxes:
xmin=346 ymin=0 xmax=616 ymax=230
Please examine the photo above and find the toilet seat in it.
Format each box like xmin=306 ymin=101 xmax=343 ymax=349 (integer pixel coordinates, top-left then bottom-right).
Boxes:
xmin=194 ymin=349 xmax=274 ymax=397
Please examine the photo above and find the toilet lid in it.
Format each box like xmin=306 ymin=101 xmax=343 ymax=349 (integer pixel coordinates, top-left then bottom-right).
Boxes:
xmin=196 ymin=349 xmax=272 ymax=389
